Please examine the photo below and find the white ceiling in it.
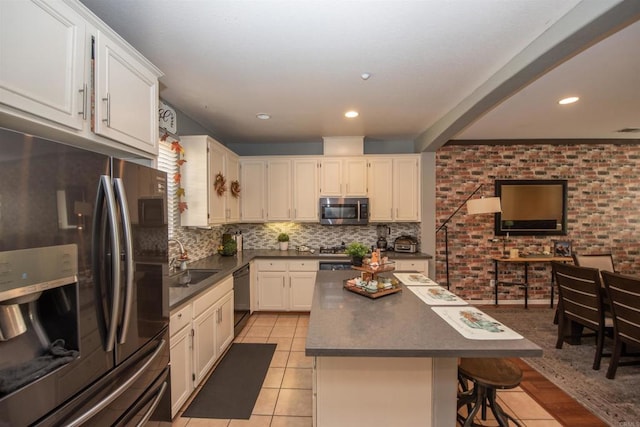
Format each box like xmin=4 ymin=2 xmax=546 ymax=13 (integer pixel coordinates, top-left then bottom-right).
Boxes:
xmin=79 ymin=0 xmax=640 ymax=151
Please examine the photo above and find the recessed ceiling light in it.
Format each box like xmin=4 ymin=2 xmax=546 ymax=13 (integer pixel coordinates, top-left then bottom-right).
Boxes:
xmin=558 ymin=96 xmax=579 ymax=105
xmin=256 ymin=113 xmax=271 ymax=120
xmin=345 ymin=111 xmax=359 ymax=118
xmin=361 ymin=73 xmax=371 ymax=80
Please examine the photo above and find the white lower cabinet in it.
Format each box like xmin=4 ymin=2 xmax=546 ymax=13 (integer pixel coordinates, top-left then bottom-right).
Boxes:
xmin=193 ymin=304 xmax=217 ymax=385
xmin=169 ymin=275 xmax=234 ymax=417
xmin=393 ymin=259 xmax=429 ymax=275
xmin=289 ymin=271 xmax=316 ymax=310
xmin=169 ymin=304 xmax=192 ymax=417
xmin=256 ymin=260 xmax=318 ymax=311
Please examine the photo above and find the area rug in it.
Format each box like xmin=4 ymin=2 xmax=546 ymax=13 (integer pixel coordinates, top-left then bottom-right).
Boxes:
xmin=182 ymin=343 xmax=276 ymax=419
xmin=480 ymin=305 xmax=640 ymax=426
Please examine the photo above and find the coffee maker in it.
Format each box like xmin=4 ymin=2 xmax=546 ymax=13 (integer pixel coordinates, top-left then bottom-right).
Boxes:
xmin=376 ymin=225 xmax=390 ymax=252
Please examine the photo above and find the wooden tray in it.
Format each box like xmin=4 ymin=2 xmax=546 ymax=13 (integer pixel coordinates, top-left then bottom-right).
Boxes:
xmin=351 ymin=261 xmax=396 ymax=274
xmin=343 ymin=281 xmax=402 ymax=299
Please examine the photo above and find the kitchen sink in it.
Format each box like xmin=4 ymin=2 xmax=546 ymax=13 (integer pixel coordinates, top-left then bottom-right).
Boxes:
xmin=169 ymin=269 xmax=220 ymax=287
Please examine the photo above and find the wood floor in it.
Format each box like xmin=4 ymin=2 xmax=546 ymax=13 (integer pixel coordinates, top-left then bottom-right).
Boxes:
xmin=512 ymin=358 xmax=607 ymax=427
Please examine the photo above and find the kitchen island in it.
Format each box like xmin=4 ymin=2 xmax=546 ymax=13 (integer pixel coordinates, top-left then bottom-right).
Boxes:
xmin=305 ymin=270 xmax=542 ymax=427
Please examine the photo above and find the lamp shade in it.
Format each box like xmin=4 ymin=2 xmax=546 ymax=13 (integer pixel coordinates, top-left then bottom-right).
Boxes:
xmin=467 ymin=197 xmax=501 ymax=215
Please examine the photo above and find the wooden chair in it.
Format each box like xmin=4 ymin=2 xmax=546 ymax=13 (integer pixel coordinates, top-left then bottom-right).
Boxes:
xmin=552 ymin=262 xmax=613 ymax=370
xmin=600 ymin=271 xmax=640 ymax=379
xmin=572 ymin=253 xmax=615 ymax=273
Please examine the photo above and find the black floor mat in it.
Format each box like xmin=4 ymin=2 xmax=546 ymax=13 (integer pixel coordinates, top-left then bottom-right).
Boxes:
xmin=182 ymin=343 xmax=276 ymax=419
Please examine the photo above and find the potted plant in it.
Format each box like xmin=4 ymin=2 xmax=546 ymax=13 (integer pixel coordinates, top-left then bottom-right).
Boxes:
xmin=217 ymin=239 xmax=237 ymax=256
xmin=345 ymin=242 xmax=369 ymax=266
xmin=277 ymin=233 xmax=290 ymax=251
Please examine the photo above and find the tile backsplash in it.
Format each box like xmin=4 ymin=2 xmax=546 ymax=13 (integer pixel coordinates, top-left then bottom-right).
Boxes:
xmin=171 ymin=222 xmax=421 ymax=262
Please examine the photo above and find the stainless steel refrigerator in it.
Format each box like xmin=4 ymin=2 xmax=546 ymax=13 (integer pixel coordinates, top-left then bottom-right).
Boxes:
xmin=0 ymin=127 xmax=171 ymax=426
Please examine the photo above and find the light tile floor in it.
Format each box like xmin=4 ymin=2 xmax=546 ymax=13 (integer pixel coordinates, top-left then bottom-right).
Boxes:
xmin=172 ymin=313 xmax=562 ymax=427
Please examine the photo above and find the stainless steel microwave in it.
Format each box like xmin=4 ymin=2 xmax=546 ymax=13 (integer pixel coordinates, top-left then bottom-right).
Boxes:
xmin=319 ymin=197 xmax=369 ymax=225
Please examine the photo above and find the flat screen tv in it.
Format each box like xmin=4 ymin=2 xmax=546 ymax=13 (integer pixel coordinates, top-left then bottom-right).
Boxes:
xmin=494 ymin=179 xmax=568 ymax=236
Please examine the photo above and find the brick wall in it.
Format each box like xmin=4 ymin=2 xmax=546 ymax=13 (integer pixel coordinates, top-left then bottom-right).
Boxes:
xmin=436 ymin=143 xmax=640 ymax=303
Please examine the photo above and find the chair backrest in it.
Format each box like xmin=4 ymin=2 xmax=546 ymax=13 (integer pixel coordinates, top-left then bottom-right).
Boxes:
xmin=601 ymin=271 xmax=640 ymax=347
xmin=552 ymin=261 xmax=605 ymax=330
xmin=572 ymin=253 xmax=615 ymax=273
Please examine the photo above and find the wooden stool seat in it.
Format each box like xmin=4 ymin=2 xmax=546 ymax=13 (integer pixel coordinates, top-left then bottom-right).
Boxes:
xmin=457 ymin=358 xmax=523 ymax=427
xmin=459 ymin=357 xmax=523 ymax=389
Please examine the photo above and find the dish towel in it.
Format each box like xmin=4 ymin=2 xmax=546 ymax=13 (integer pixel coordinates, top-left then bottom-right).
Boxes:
xmin=0 ymin=339 xmax=79 ymax=395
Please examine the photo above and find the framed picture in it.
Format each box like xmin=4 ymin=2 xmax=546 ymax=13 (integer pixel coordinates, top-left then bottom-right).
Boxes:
xmin=553 ymin=240 xmax=572 ymax=257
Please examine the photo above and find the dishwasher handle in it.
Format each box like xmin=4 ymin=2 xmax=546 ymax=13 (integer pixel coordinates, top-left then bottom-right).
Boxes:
xmin=233 ymin=264 xmax=250 ymax=278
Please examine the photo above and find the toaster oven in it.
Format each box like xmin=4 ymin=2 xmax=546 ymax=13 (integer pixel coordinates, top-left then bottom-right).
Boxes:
xmin=394 ymin=236 xmax=418 ymax=253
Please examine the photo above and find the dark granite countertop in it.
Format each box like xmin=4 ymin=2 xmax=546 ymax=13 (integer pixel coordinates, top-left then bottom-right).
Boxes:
xmin=168 ymin=249 xmax=432 ymax=310
xmin=305 ymin=270 xmax=542 ymax=358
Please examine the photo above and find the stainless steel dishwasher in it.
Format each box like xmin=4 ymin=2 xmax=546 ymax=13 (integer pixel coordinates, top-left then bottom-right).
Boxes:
xmin=233 ymin=264 xmax=251 ymax=336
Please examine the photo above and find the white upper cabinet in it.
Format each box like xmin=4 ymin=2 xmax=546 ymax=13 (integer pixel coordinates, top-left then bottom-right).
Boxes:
xmin=181 ymin=135 xmax=240 ymax=226
xmin=393 ymin=157 xmax=421 ymax=221
xmin=367 ymin=158 xmax=394 ymax=222
xmin=226 ymin=154 xmax=241 ymax=222
xmin=266 ymin=158 xmax=292 ymax=221
xmin=319 ymin=158 xmax=367 ymax=197
xmin=208 ymin=141 xmax=227 ymax=224
xmin=93 ymin=30 xmax=160 ymax=154
xmin=0 ymin=0 xmax=87 ymax=130
xmin=367 ymin=155 xmax=421 ymax=222
xmin=240 ymin=159 xmax=266 ymax=222
xmin=180 ymin=136 xmax=211 ymax=227
xmin=239 ymin=154 xmax=419 ymax=224
xmin=293 ymin=159 xmax=319 ymax=221
xmin=0 ymin=0 xmax=162 ymax=157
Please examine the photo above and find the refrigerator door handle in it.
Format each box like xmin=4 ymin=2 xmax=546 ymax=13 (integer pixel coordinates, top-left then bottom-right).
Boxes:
xmin=114 ymin=178 xmax=134 ymax=344
xmin=93 ymin=174 xmax=122 ymax=352
xmin=63 ymin=339 xmax=167 ymax=427
xmin=135 ymin=381 xmax=168 ymax=427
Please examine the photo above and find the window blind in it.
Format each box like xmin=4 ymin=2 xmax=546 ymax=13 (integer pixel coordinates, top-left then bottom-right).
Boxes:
xmin=158 ymin=139 xmax=179 ymax=238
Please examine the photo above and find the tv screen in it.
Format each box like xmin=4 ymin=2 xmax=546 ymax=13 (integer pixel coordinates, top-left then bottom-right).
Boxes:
xmin=494 ymin=179 xmax=568 ymax=236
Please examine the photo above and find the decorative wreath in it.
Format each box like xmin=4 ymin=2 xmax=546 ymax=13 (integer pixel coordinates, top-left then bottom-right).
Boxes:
xmin=230 ymin=180 xmax=241 ymax=198
xmin=214 ymin=172 xmax=227 ymax=196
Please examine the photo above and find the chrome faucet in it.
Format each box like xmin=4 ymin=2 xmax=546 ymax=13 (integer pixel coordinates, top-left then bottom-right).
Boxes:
xmin=169 ymin=239 xmax=188 ymax=271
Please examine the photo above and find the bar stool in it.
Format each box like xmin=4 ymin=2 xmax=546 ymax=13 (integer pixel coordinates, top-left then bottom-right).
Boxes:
xmin=457 ymin=358 xmax=523 ymax=427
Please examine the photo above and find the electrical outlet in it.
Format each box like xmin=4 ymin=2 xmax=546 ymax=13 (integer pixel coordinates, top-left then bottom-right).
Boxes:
xmin=490 ymin=279 xmax=496 ymax=287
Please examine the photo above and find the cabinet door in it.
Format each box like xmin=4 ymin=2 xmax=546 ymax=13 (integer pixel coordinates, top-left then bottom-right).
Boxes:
xmin=367 ymin=158 xmax=394 ymax=222
xmin=192 ymin=305 xmax=217 ymax=386
xmin=0 ymin=0 xmax=87 ymax=130
xmin=180 ymin=136 xmax=210 ymax=227
xmin=319 ymin=159 xmax=342 ymax=196
xmin=343 ymin=158 xmax=368 ymax=196
xmin=266 ymin=159 xmax=292 ymax=221
xmin=215 ymin=291 xmax=234 ymax=355
xmin=394 ymin=260 xmax=428 ymax=275
xmin=257 ymin=272 xmax=287 ymax=310
xmin=393 ymin=158 xmax=420 ymax=221
xmin=240 ymin=159 xmax=266 ymax=222
xmin=93 ymin=31 xmax=159 ymax=154
xmin=293 ymin=159 xmax=319 ymax=221
xmin=208 ymin=142 xmax=227 ymax=224
xmin=169 ymin=324 xmax=192 ymax=417
xmin=289 ymin=271 xmax=316 ymax=311
xmin=226 ymin=154 xmax=240 ymax=222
